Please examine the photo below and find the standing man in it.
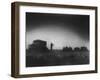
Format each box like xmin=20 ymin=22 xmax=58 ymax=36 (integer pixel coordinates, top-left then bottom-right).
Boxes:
xmin=50 ymin=42 xmax=54 ymax=51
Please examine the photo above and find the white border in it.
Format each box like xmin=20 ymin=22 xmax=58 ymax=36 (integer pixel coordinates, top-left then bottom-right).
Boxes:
xmin=19 ymin=5 xmax=95 ymax=74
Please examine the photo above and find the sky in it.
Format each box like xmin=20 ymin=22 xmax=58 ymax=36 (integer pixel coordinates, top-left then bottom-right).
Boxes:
xmin=26 ymin=12 xmax=89 ymax=50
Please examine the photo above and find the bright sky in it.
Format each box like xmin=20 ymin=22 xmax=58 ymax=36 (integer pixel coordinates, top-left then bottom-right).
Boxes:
xmin=26 ymin=25 xmax=89 ymax=50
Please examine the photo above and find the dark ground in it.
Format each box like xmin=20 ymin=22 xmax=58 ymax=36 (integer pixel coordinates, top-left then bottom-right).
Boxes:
xmin=26 ymin=50 xmax=89 ymax=67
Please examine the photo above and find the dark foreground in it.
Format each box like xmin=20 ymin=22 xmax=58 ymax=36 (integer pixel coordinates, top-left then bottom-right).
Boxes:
xmin=26 ymin=50 xmax=89 ymax=67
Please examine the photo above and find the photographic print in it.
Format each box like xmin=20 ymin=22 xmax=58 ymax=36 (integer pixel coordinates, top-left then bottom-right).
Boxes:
xmin=11 ymin=2 xmax=97 ymax=78
xmin=26 ymin=13 xmax=90 ymax=67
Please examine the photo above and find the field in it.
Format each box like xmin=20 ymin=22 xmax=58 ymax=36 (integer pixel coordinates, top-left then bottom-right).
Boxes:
xmin=26 ymin=50 xmax=89 ymax=67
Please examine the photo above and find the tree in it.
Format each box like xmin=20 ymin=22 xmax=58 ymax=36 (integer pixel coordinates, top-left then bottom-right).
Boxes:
xmin=74 ymin=47 xmax=80 ymax=51
xmin=80 ymin=47 xmax=88 ymax=51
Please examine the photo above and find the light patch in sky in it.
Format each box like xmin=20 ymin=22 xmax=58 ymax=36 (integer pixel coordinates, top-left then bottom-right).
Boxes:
xmin=26 ymin=25 xmax=89 ymax=50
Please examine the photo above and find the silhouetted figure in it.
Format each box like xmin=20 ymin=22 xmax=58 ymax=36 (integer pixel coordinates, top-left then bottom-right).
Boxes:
xmin=50 ymin=43 xmax=54 ymax=51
